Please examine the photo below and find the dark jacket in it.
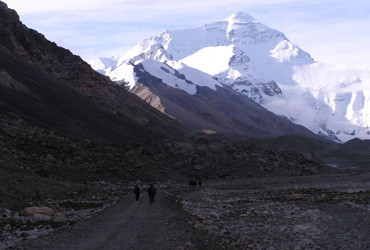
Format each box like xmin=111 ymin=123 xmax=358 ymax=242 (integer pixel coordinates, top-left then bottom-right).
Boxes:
xmin=134 ymin=185 xmax=141 ymax=194
xmin=147 ymin=185 xmax=156 ymax=196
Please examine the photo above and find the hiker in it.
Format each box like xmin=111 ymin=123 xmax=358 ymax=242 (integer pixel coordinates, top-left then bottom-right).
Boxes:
xmin=189 ymin=179 xmax=196 ymax=188
xmin=147 ymin=184 xmax=157 ymax=204
xmin=134 ymin=184 xmax=141 ymax=201
xmin=198 ymin=180 xmax=202 ymax=188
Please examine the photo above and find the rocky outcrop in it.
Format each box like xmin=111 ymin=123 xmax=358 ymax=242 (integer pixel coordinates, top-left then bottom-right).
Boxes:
xmin=129 ymin=82 xmax=166 ymax=112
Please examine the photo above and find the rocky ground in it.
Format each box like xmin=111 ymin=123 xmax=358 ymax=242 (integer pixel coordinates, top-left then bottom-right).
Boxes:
xmin=179 ymin=173 xmax=370 ymax=249
xmin=0 ymin=183 xmax=131 ymax=249
xmin=2 ymin=172 xmax=370 ymax=249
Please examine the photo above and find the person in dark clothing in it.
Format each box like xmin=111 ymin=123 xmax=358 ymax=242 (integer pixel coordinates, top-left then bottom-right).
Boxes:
xmin=134 ymin=184 xmax=141 ymax=201
xmin=189 ymin=179 xmax=196 ymax=188
xmin=147 ymin=184 xmax=156 ymax=204
xmin=198 ymin=180 xmax=202 ymax=188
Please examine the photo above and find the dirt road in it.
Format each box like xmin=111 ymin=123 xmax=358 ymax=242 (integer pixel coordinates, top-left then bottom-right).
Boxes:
xmin=16 ymin=172 xmax=370 ymax=250
xmin=18 ymin=188 xmax=223 ymax=250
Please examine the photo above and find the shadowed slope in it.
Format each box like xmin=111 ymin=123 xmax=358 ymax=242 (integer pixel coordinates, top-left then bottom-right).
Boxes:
xmin=0 ymin=2 xmax=187 ymax=143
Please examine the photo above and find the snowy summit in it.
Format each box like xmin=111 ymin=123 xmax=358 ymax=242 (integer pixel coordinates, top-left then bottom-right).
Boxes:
xmin=90 ymin=13 xmax=370 ymax=142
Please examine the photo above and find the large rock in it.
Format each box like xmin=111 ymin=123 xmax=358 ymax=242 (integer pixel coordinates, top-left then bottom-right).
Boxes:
xmin=174 ymin=142 xmax=194 ymax=153
xmin=21 ymin=206 xmax=54 ymax=216
xmin=34 ymin=214 xmax=52 ymax=221
xmin=53 ymin=212 xmax=67 ymax=223
xmin=207 ymin=145 xmax=225 ymax=154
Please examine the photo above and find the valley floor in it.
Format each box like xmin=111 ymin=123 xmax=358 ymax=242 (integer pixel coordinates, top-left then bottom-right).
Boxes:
xmin=11 ymin=171 xmax=370 ymax=250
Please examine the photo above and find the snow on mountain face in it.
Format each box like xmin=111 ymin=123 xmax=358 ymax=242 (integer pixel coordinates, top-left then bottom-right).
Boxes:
xmin=89 ymin=12 xmax=370 ymax=142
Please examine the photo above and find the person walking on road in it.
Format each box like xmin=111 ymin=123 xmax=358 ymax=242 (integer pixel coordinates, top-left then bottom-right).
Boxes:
xmin=134 ymin=184 xmax=141 ymax=201
xmin=198 ymin=180 xmax=202 ymax=188
xmin=147 ymin=184 xmax=157 ymax=204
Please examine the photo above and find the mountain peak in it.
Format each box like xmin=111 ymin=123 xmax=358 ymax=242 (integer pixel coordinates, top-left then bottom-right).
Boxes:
xmin=91 ymin=12 xmax=370 ymax=142
xmin=227 ymin=12 xmax=256 ymax=24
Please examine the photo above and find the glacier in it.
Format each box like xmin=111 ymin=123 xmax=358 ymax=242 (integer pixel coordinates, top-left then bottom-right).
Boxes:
xmin=89 ymin=12 xmax=370 ymax=142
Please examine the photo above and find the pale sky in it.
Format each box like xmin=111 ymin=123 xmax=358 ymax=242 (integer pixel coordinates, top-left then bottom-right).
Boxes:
xmin=6 ymin=0 xmax=370 ymax=69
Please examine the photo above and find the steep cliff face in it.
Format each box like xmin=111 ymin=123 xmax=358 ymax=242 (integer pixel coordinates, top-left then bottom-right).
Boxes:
xmin=0 ymin=1 xmax=188 ymax=142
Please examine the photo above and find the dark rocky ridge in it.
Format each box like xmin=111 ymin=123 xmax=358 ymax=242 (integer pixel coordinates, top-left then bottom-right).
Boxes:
xmin=0 ymin=1 xmax=187 ymax=143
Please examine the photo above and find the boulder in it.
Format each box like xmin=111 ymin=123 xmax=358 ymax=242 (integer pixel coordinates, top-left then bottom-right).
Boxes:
xmin=21 ymin=206 xmax=54 ymax=216
xmin=44 ymin=153 xmax=57 ymax=163
xmin=1 ymin=208 xmax=11 ymax=217
xmin=174 ymin=142 xmax=194 ymax=153
xmin=53 ymin=213 xmax=67 ymax=222
xmin=207 ymin=145 xmax=225 ymax=154
xmin=3 ymin=224 xmax=12 ymax=231
xmin=290 ymin=193 xmax=304 ymax=200
xmin=34 ymin=214 xmax=52 ymax=221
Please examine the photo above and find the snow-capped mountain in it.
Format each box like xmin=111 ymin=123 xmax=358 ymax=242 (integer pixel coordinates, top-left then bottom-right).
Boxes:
xmin=90 ymin=12 xmax=370 ymax=142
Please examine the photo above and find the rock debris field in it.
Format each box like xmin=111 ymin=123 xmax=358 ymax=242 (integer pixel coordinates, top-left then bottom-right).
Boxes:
xmin=179 ymin=173 xmax=370 ymax=249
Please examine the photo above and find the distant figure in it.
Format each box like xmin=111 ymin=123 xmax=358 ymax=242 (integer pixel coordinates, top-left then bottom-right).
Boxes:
xmin=198 ymin=180 xmax=202 ymax=188
xmin=147 ymin=184 xmax=157 ymax=204
xmin=189 ymin=179 xmax=197 ymax=188
xmin=134 ymin=184 xmax=141 ymax=201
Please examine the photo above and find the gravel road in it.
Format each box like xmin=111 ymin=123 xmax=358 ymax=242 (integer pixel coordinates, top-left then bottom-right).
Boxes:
xmin=16 ymin=187 xmax=225 ymax=250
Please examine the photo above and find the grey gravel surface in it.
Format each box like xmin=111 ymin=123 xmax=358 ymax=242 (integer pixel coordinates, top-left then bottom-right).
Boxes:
xmin=180 ymin=172 xmax=370 ymax=249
